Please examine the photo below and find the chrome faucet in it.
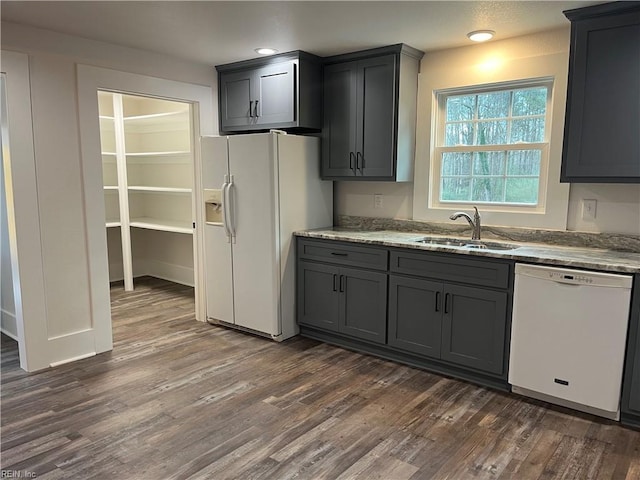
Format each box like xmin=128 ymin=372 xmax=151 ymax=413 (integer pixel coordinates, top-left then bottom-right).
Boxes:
xmin=450 ymin=206 xmax=481 ymax=240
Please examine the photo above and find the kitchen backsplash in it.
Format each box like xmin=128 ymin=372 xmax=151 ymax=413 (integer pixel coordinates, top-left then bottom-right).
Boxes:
xmin=336 ymin=215 xmax=640 ymax=253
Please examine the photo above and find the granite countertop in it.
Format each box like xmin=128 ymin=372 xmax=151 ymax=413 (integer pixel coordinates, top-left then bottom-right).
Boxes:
xmin=295 ymin=228 xmax=640 ymax=274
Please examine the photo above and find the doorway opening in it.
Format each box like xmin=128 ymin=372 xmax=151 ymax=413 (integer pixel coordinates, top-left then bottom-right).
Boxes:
xmin=97 ymin=91 xmax=197 ymax=310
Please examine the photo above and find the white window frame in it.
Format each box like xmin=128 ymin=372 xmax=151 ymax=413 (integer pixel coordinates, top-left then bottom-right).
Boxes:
xmin=432 ymin=78 xmax=553 ymax=214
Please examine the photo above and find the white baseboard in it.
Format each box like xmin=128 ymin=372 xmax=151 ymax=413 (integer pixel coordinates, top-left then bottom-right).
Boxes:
xmin=1 ymin=308 xmax=18 ymax=339
xmin=142 ymin=259 xmax=194 ymax=287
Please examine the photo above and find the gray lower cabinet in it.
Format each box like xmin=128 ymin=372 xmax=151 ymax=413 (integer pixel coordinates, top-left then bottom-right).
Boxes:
xmin=621 ymin=273 xmax=640 ymax=428
xmin=388 ymin=275 xmax=508 ymax=375
xmin=440 ymin=284 xmax=507 ymax=375
xmin=297 ymin=261 xmax=341 ymax=333
xmin=297 ymin=237 xmax=513 ymax=390
xmin=388 ymin=275 xmax=442 ymax=358
xmin=297 ymin=260 xmax=387 ymax=344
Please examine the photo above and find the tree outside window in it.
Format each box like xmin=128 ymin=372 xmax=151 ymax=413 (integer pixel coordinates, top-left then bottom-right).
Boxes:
xmin=436 ymin=83 xmax=550 ymax=207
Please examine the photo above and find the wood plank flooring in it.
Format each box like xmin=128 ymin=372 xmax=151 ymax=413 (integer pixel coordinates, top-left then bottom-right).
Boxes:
xmin=2 ymin=276 xmax=639 ymax=479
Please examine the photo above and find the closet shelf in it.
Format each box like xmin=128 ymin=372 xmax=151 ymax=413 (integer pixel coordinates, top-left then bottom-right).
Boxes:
xmin=124 ymin=111 xmax=189 ymax=123
xmin=128 ymin=186 xmax=192 ymax=194
xmin=129 ymin=217 xmax=193 ymax=234
xmin=125 ymin=150 xmax=191 ymax=157
xmin=106 ymin=221 xmax=121 ymax=228
xmin=104 ymin=185 xmax=119 ymax=191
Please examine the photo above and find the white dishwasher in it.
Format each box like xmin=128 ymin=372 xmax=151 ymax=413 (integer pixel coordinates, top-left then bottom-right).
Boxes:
xmin=509 ymin=263 xmax=632 ymax=420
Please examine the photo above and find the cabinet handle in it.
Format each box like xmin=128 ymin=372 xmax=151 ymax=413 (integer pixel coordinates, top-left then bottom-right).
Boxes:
xmin=435 ymin=291 xmax=441 ymax=312
xmin=249 ymin=100 xmax=254 ymax=118
xmin=333 ymin=274 xmax=338 ymax=292
xmin=349 ymin=152 xmax=355 ymax=172
xmin=330 ymin=252 xmax=348 ymax=256
xmin=444 ymin=293 xmax=450 ymax=314
xmin=356 ymin=152 xmax=364 ymax=171
xmin=254 ymin=100 xmax=259 ymax=117
xmin=339 ymin=275 xmax=345 ymax=293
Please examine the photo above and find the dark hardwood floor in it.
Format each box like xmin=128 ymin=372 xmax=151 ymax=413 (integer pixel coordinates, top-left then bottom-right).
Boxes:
xmin=2 ymin=276 xmax=639 ymax=479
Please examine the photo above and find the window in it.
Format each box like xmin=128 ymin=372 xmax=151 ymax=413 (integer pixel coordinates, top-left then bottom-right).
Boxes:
xmin=433 ymin=81 xmax=551 ymax=208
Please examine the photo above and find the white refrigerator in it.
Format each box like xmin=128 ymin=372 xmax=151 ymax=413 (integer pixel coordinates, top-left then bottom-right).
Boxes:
xmin=201 ymin=132 xmax=333 ymax=340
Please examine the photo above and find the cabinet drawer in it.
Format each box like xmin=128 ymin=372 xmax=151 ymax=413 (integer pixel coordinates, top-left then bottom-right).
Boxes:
xmin=298 ymin=238 xmax=388 ymax=270
xmin=390 ymin=250 xmax=510 ymax=289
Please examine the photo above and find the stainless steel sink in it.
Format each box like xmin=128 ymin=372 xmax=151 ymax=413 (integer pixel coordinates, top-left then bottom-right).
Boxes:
xmin=415 ymin=236 xmax=519 ymax=251
xmin=463 ymin=241 xmax=520 ymax=251
xmin=415 ymin=237 xmax=468 ymax=247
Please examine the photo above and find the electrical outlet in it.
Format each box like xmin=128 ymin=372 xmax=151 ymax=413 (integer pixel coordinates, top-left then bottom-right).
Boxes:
xmin=582 ymin=199 xmax=597 ymax=220
xmin=373 ymin=194 xmax=383 ymax=209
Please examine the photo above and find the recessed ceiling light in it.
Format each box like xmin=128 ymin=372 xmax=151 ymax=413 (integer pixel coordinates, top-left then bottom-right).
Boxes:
xmin=467 ymin=30 xmax=495 ymax=42
xmin=255 ymin=48 xmax=278 ymax=55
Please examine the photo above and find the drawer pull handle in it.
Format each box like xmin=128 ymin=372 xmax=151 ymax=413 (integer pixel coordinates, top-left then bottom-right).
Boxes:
xmin=331 ymin=252 xmax=348 ymax=256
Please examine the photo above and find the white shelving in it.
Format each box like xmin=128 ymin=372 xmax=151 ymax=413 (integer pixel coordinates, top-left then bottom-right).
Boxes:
xmin=98 ymin=91 xmax=195 ymax=291
xmin=130 ymin=218 xmax=193 ymax=234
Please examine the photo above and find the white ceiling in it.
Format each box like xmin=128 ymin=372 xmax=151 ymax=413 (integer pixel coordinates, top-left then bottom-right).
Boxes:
xmin=1 ymin=1 xmax=602 ymax=66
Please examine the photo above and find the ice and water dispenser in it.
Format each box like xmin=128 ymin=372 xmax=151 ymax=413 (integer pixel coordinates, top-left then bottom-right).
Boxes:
xmin=204 ymin=189 xmax=223 ymax=224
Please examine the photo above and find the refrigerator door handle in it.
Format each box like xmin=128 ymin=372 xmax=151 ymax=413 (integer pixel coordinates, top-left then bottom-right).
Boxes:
xmin=227 ymin=174 xmax=237 ymax=242
xmin=221 ymin=175 xmax=231 ymax=242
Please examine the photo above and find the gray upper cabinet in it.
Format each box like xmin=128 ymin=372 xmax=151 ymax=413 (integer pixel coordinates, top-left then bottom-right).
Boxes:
xmin=321 ymin=44 xmax=424 ymax=181
xmin=216 ymin=51 xmax=322 ymax=134
xmin=561 ymin=3 xmax=640 ymax=183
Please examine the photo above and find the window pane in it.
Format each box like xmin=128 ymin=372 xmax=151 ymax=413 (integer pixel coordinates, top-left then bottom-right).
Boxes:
xmin=446 ymin=95 xmax=476 ymax=122
xmin=473 ymin=151 xmax=505 ymax=175
xmin=445 ymin=122 xmax=474 ymax=146
xmin=513 ymin=87 xmax=547 ymax=116
xmin=476 ymin=120 xmax=507 ymax=145
xmin=505 ymin=178 xmax=539 ymax=204
xmin=442 ymin=152 xmax=472 ymax=175
xmin=510 ymin=117 xmax=545 ymax=143
xmin=441 ymin=177 xmax=471 ymax=201
xmin=507 ymin=150 xmax=541 ymax=175
xmin=477 ymin=91 xmax=510 ymax=119
xmin=471 ymin=178 xmax=505 ymax=202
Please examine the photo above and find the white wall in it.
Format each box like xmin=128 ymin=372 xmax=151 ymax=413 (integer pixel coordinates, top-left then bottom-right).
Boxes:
xmin=1 ymin=22 xmax=217 ymax=370
xmin=334 ymin=27 xmax=640 ymax=235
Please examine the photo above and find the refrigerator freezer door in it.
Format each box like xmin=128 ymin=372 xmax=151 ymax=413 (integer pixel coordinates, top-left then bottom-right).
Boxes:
xmin=201 ymin=136 xmax=234 ymax=325
xmin=227 ymin=134 xmax=280 ymax=335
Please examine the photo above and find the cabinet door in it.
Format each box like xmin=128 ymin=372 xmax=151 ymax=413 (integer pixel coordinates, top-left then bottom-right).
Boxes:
xmin=356 ymin=54 xmax=396 ymax=178
xmin=388 ymin=275 xmax=442 ymax=358
xmin=322 ymin=62 xmax=358 ymax=177
xmin=339 ymin=267 xmax=387 ymax=344
xmin=562 ymin=11 xmax=640 ymax=181
xmin=297 ymin=261 xmax=340 ymax=332
xmin=254 ymin=61 xmax=295 ymax=126
xmin=441 ymin=284 xmax=507 ymax=375
xmin=219 ymin=69 xmax=253 ymax=130
xmin=628 ymin=310 xmax=640 ymax=414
